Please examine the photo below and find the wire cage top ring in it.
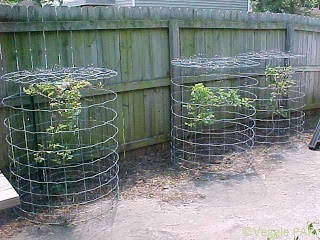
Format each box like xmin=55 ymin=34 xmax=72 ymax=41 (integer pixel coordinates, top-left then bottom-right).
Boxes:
xmin=0 ymin=66 xmax=118 ymax=85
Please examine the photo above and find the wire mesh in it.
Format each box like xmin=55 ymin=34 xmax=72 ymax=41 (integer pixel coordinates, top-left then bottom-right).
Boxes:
xmin=237 ymin=51 xmax=306 ymax=144
xmin=171 ymin=55 xmax=260 ymax=69
xmin=170 ymin=51 xmax=306 ymax=173
xmin=2 ymin=66 xmax=119 ymax=224
xmin=171 ymin=70 xmax=258 ymax=174
xmin=236 ymin=50 xmax=305 ymax=60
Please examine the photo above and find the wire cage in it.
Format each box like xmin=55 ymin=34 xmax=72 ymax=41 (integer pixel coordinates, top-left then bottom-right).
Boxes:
xmin=2 ymin=66 xmax=119 ymax=224
xmin=171 ymin=56 xmax=258 ymax=174
xmin=236 ymin=51 xmax=306 ymax=144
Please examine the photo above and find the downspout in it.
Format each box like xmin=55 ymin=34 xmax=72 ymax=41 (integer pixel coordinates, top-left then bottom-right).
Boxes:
xmin=132 ymin=0 xmax=135 ymax=6
xmin=248 ymin=0 xmax=251 ymax=12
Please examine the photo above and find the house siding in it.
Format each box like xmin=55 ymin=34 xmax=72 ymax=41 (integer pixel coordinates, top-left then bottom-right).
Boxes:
xmin=134 ymin=0 xmax=248 ymax=11
xmin=115 ymin=0 xmax=133 ymax=6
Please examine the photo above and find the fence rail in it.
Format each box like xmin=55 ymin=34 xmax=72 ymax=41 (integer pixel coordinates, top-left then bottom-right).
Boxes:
xmin=0 ymin=6 xmax=320 ymax=168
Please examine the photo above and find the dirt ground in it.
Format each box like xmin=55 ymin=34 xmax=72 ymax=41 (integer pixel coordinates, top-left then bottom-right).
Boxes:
xmin=1 ymin=112 xmax=320 ymax=240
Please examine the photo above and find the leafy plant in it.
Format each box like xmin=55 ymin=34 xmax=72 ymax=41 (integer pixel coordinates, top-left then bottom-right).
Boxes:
xmin=265 ymin=65 xmax=295 ymax=118
xmin=292 ymin=222 xmax=320 ymax=240
xmin=307 ymin=222 xmax=320 ymax=238
xmin=185 ymin=83 xmax=253 ymax=128
xmin=24 ymin=78 xmax=91 ymax=165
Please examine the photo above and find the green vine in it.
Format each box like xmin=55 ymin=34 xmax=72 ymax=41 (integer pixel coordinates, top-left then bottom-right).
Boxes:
xmin=185 ymin=83 xmax=253 ymax=128
xmin=23 ymin=78 xmax=91 ymax=165
xmin=265 ymin=65 xmax=295 ymax=118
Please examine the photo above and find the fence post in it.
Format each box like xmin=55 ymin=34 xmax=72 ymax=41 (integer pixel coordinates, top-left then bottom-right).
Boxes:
xmin=169 ymin=20 xmax=181 ymax=145
xmin=169 ymin=20 xmax=180 ymax=77
xmin=285 ymin=23 xmax=295 ymax=66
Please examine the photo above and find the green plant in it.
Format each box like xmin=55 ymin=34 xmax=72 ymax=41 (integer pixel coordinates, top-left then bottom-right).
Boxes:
xmin=292 ymin=222 xmax=320 ymax=240
xmin=307 ymin=222 xmax=320 ymax=238
xmin=185 ymin=83 xmax=253 ymax=128
xmin=265 ymin=65 xmax=295 ymax=118
xmin=24 ymin=78 xmax=91 ymax=165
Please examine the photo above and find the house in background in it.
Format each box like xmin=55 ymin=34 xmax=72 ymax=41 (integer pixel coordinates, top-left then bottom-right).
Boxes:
xmin=63 ymin=0 xmax=250 ymax=12
xmin=116 ymin=0 xmax=250 ymax=11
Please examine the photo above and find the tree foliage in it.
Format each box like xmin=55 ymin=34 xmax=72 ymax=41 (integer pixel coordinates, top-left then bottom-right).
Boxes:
xmin=252 ymin=0 xmax=319 ymax=14
xmin=0 ymin=0 xmax=60 ymax=6
xmin=0 ymin=0 xmax=19 ymax=4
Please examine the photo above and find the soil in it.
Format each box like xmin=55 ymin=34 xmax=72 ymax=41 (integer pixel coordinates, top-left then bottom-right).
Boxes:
xmin=1 ymin=110 xmax=320 ymax=240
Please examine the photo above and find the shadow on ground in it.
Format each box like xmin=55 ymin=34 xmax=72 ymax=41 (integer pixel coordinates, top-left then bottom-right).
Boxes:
xmin=0 ymin=110 xmax=320 ymax=239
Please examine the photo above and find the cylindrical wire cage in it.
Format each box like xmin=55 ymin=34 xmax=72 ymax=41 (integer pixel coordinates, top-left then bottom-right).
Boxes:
xmin=170 ymin=51 xmax=306 ymax=173
xmin=171 ymin=56 xmax=258 ymax=174
xmin=2 ymin=67 xmax=119 ymax=224
xmin=237 ymin=51 xmax=306 ymax=144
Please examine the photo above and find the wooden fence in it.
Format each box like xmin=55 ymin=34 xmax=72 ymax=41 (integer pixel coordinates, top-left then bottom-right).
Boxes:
xmin=0 ymin=6 xmax=320 ymax=168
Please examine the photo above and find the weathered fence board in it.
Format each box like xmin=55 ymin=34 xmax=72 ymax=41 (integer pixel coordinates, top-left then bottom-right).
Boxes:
xmin=1 ymin=6 xmax=320 ymax=168
xmin=293 ymin=28 xmax=320 ymax=109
